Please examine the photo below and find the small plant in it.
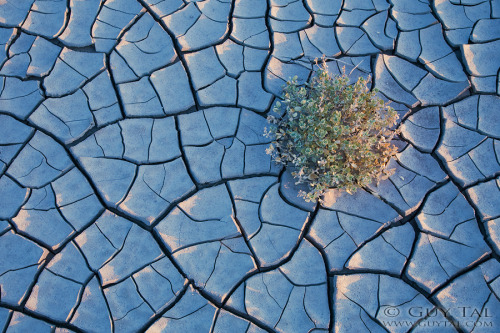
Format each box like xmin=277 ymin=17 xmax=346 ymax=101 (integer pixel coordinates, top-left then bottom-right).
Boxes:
xmin=265 ymin=59 xmax=399 ymax=202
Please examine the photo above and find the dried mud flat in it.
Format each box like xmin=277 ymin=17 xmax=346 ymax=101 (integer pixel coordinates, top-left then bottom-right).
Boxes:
xmin=0 ymin=0 xmax=499 ymax=332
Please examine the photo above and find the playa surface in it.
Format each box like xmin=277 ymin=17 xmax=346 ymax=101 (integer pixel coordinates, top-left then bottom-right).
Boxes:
xmin=0 ymin=0 xmax=499 ymax=332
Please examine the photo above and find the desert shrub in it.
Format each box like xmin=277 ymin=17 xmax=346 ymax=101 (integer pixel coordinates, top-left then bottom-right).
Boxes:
xmin=265 ymin=60 xmax=399 ymax=202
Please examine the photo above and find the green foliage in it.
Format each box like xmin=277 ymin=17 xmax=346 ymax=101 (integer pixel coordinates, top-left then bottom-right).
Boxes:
xmin=265 ymin=60 xmax=399 ymax=202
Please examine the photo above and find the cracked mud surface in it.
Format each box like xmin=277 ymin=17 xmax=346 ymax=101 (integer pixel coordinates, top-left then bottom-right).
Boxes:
xmin=0 ymin=0 xmax=500 ymax=332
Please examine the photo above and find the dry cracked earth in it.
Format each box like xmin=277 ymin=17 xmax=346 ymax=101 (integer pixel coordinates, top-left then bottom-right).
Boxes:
xmin=0 ymin=0 xmax=500 ymax=332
